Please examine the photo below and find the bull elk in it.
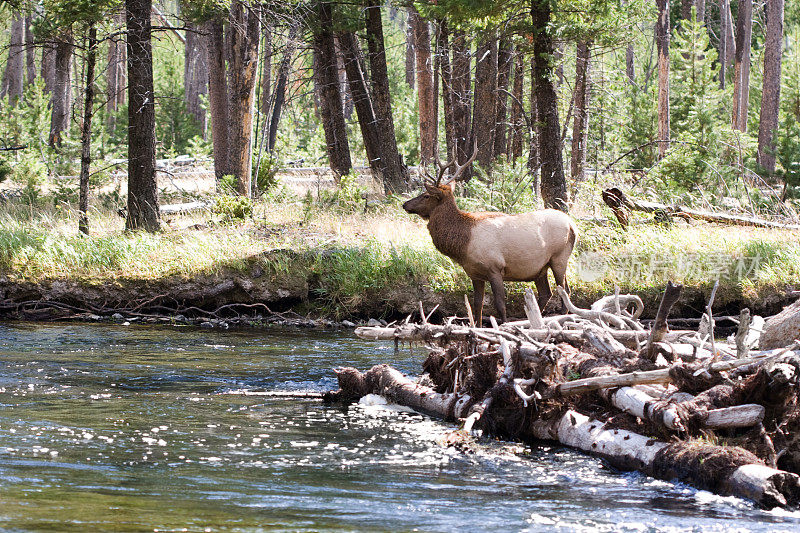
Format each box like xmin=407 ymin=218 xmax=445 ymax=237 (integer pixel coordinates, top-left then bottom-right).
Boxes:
xmin=402 ymin=148 xmax=577 ymax=324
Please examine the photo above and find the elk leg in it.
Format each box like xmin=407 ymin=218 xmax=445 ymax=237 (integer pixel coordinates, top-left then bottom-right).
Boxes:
xmin=472 ymin=279 xmax=485 ymax=326
xmin=533 ymin=271 xmax=552 ymax=311
xmin=488 ymin=273 xmax=507 ymax=323
xmin=549 ymin=261 xmax=570 ymax=313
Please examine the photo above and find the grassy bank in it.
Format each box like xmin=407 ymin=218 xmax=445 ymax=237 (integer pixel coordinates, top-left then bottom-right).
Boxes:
xmin=1 ymin=194 xmax=799 ymax=318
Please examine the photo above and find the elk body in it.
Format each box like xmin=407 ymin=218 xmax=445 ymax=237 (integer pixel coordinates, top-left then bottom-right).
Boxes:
xmin=403 ymin=180 xmax=577 ymax=324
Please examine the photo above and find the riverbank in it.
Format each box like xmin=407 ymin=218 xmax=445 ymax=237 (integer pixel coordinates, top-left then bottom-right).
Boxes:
xmin=1 ymin=197 xmax=799 ymax=324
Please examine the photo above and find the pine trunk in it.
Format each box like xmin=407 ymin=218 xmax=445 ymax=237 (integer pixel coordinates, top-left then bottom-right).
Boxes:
xmin=570 ymin=41 xmax=591 ymax=185
xmin=405 ymin=9 xmax=416 ymax=89
xmin=206 ymin=18 xmax=231 ymax=180
xmin=79 ymin=26 xmax=97 ymax=236
xmin=719 ymin=0 xmax=730 ymax=88
xmin=106 ymin=14 xmax=127 ymax=135
xmin=49 ymin=32 xmax=74 ymax=147
xmin=626 ymin=43 xmax=635 ymax=85
xmin=184 ymin=22 xmax=209 ymax=136
xmin=41 ymin=43 xmax=55 ymax=95
xmin=125 ymin=0 xmax=159 ymax=232
xmin=756 ymin=0 xmax=783 ymax=175
xmin=471 ymin=37 xmax=497 ymax=174
xmin=338 ymin=31 xmax=382 ymax=178
xmin=451 ymin=30 xmax=472 ymax=167
xmin=527 ymin=57 xmax=539 ymax=182
xmin=267 ymin=24 xmax=298 ymax=153
xmin=314 ymin=2 xmax=352 ymax=178
xmin=227 ymin=0 xmax=261 ymax=196
xmin=494 ymin=39 xmax=512 ymax=160
xmin=413 ymin=8 xmax=435 ymax=164
xmin=364 ymin=1 xmax=408 ymax=193
xmin=0 ymin=13 xmax=25 ymax=102
xmin=509 ymin=53 xmax=524 ymax=160
xmin=656 ymin=0 xmax=670 ymax=159
xmin=531 ymin=0 xmax=567 ymax=210
xmin=260 ymin=25 xmax=272 ymax=119
xmin=24 ymin=16 xmax=35 ymax=86
xmin=731 ymin=0 xmax=753 ymax=132
xmin=437 ymin=20 xmax=455 ymax=163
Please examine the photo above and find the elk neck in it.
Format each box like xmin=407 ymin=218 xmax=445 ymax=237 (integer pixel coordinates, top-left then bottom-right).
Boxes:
xmin=426 ymin=196 xmax=475 ymax=264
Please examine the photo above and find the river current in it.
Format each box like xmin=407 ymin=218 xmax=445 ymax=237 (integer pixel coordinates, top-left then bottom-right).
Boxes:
xmin=0 ymin=322 xmax=799 ymax=532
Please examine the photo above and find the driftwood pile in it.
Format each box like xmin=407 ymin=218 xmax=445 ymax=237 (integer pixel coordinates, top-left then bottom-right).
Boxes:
xmin=325 ymin=283 xmax=800 ymax=509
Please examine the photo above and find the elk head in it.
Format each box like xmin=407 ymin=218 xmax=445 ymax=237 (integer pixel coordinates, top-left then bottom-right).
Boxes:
xmin=402 ymin=140 xmax=478 ymax=219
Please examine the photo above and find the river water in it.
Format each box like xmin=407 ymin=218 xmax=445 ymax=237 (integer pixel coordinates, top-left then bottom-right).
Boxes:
xmin=0 ymin=322 xmax=799 ymax=532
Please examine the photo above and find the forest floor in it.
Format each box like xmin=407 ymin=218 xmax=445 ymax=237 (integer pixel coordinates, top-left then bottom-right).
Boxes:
xmin=1 ymin=186 xmax=798 ymax=324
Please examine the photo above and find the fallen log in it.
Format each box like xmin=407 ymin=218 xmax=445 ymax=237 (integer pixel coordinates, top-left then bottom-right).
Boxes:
xmin=327 ymin=364 xmax=800 ymax=508
xmin=761 ymin=299 xmax=800 ymax=350
xmin=602 ymin=187 xmax=800 ymax=230
xmin=542 ymin=347 xmax=799 ymax=399
xmin=354 ymin=323 xmax=679 ymax=349
xmin=530 ymin=409 xmax=800 ymax=509
xmin=645 ymin=281 xmax=683 ymax=360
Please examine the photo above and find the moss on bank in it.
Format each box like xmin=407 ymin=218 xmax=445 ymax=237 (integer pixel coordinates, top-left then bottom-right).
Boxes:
xmin=0 ymin=200 xmax=798 ymax=319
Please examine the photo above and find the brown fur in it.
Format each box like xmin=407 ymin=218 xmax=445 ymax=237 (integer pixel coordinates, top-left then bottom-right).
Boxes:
xmin=403 ymin=183 xmax=578 ymax=323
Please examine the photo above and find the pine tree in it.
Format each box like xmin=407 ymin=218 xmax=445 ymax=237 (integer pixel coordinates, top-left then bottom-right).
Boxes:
xmin=655 ymin=7 xmax=735 ymax=190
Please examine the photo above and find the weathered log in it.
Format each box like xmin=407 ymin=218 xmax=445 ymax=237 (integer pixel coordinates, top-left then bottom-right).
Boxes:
xmin=590 ymin=292 xmax=644 ymax=319
xmin=530 ymin=409 xmax=800 ymax=508
xmin=761 ymin=299 xmax=800 ymax=350
xmin=326 ymin=364 xmax=475 ymax=420
xmin=543 ymin=348 xmax=798 ymax=399
xmin=354 ymin=323 xmax=673 ymax=349
xmin=602 ymin=187 xmax=800 ymax=230
xmin=523 ymin=287 xmax=544 ymax=329
xmin=645 ymin=281 xmax=683 ymax=360
xmin=557 ymin=286 xmax=643 ymax=331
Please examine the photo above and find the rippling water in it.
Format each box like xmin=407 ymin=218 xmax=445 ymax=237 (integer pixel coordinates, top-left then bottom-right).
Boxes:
xmin=0 ymin=322 xmax=799 ymax=532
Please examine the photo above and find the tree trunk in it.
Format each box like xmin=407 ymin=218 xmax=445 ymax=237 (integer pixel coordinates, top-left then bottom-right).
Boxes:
xmin=722 ymin=0 xmax=735 ymax=66
xmin=125 ymin=0 xmax=159 ymax=232
xmin=259 ymin=25 xmax=272 ymax=120
xmin=732 ymin=0 xmax=752 ymax=132
xmin=531 ymin=0 xmax=567 ymax=210
xmin=184 ymin=21 xmax=209 ymax=136
xmin=0 ymin=13 xmax=25 ymax=103
xmin=451 ymin=30 xmax=472 ymax=167
xmin=267 ymin=23 xmax=298 ymax=153
xmin=49 ymin=32 xmax=74 ymax=147
xmin=696 ymin=0 xmax=706 ymax=23
xmin=338 ymin=31 xmax=382 ymax=178
xmin=314 ymin=2 xmax=352 ymax=178
xmin=79 ymin=25 xmax=97 ymax=236
xmin=656 ymin=0 xmax=670 ymax=159
xmin=227 ymin=0 xmax=260 ymax=196
xmin=570 ymin=41 xmax=591 ymax=185
xmin=719 ymin=0 xmax=729 ymax=88
xmin=756 ymin=0 xmax=783 ymax=175
xmin=626 ymin=42 xmax=635 ymax=85
xmin=527 ymin=57 xmax=539 ymax=184
xmin=494 ymin=39 xmax=513 ymax=160
xmin=41 ymin=43 xmax=55 ymax=96
xmin=509 ymin=53 xmax=524 ymax=160
xmin=364 ymin=0 xmax=408 ymax=193
xmin=471 ymin=36 xmax=497 ymax=174
xmin=24 ymin=16 xmax=35 ymax=86
xmin=206 ymin=18 xmax=230 ymax=180
xmin=438 ymin=20 xmax=455 ymax=163
xmin=106 ymin=14 xmax=127 ymax=135
xmin=405 ymin=8 xmax=416 ymax=89
xmin=413 ymin=8 xmax=435 ymax=165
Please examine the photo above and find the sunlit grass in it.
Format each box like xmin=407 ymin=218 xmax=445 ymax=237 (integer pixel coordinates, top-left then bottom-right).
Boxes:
xmin=0 ymin=192 xmax=798 ymax=312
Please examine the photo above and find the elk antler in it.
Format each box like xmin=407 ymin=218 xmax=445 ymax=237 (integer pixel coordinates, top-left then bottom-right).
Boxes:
xmin=439 ymin=137 xmax=478 ymax=188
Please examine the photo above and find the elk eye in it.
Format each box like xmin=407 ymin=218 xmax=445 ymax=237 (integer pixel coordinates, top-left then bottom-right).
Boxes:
xmin=422 ymin=194 xmax=430 ymax=198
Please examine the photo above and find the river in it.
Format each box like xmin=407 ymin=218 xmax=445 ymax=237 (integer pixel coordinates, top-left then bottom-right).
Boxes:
xmin=0 ymin=322 xmax=798 ymax=532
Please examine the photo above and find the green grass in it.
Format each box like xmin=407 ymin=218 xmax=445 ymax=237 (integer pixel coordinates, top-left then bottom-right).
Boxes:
xmin=0 ymin=192 xmax=798 ymax=314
